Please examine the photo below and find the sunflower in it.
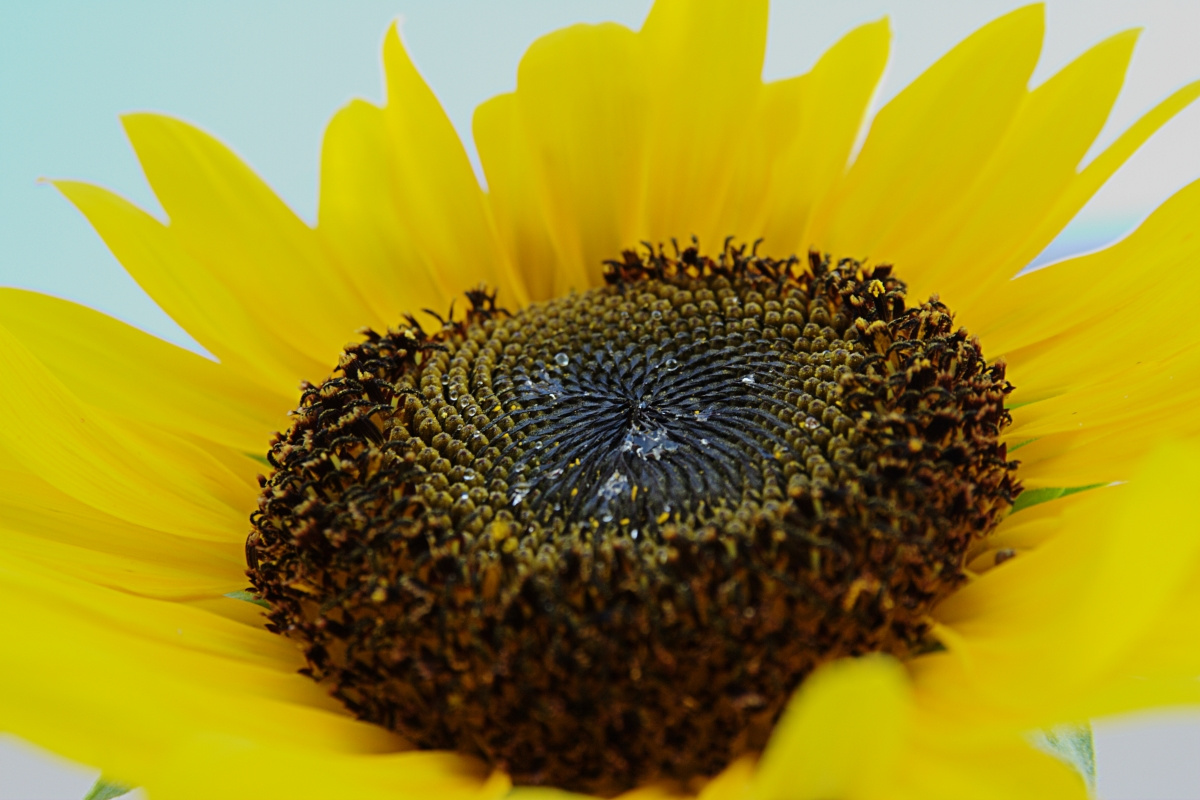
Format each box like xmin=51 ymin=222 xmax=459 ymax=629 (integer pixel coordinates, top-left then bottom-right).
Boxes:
xmin=4 ymin=1 xmax=1200 ymax=798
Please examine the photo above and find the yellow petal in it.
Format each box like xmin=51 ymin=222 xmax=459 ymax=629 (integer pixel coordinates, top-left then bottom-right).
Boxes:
xmin=809 ymin=5 xmax=1043 ymax=268
xmin=757 ymin=19 xmax=891 ymax=256
xmin=921 ymin=442 xmax=1200 ymax=727
xmin=121 ymin=113 xmax=372 ymax=373
xmin=1008 ymin=354 xmax=1200 ymax=450
xmin=894 ymin=729 xmax=1087 ymax=800
xmin=973 ymin=175 xmax=1200 ymax=365
xmin=142 ymin=743 xmax=505 ymax=800
xmin=53 ymin=179 xmax=327 ymax=394
xmin=483 ymin=0 xmax=773 ymax=294
xmin=0 ymin=526 xmax=240 ymax=599
xmin=500 ymin=20 xmax=646 ymax=293
xmin=379 ymin=26 xmax=524 ymax=308
xmin=697 ymin=757 xmax=757 ymax=800
xmin=320 ymin=27 xmax=526 ymax=317
xmin=752 ymin=656 xmax=909 ymax=800
xmin=0 ymin=551 xmax=292 ymax=672
xmin=635 ymin=0 xmax=770 ymax=248
xmin=0 ymin=459 xmax=242 ymax=585
xmin=0 ymin=288 xmax=288 ymax=454
xmin=968 ymin=76 xmax=1200 ymax=309
xmin=0 ymin=323 xmax=251 ymax=540
xmin=474 ymin=93 xmax=565 ymax=303
xmin=319 ymin=99 xmax=464 ymax=320
xmin=0 ymin=551 xmax=494 ymax=800
xmin=891 ymin=29 xmax=1141 ymax=306
xmin=977 ymin=178 xmax=1200 ymax=486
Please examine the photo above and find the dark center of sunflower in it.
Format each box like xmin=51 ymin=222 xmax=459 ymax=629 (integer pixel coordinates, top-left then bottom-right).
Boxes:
xmin=246 ymin=247 xmax=1018 ymax=795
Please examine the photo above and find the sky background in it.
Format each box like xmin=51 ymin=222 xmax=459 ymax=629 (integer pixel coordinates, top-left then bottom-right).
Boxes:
xmin=2 ymin=1 xmax=1200 ymax=798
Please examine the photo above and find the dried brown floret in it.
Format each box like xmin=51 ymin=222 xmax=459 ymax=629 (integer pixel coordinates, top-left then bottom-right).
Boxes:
xmin=247 ymin=244 xmax=1019 ymax=795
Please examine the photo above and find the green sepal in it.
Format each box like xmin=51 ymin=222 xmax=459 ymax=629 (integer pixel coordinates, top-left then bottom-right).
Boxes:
xmin=225 ymin=589 xmax=270 ymax=608
xmin=82 ymin=778 xmax=134 ymax=800
xmin=1011 ymin=483 xmax=1105 ymax=513
xmin=1032 ymin=722 xmax=1096 ymax=793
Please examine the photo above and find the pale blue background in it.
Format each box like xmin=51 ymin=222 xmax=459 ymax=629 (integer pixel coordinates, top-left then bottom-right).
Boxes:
xmin=3 ymin=1 xmax=1200 ymax=798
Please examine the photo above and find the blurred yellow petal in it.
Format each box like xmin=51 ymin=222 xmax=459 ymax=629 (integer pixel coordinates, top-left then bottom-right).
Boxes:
xmin=921 ymin=442 xmax=1200 ymax=727
xmin=894 ymin=730 xmax=1086 ymax=800
xmin=752 ymin=656 xmax=909 ymax=800
xmin=697 ymin=757 xmax=757 ymax=800
xmin=0 ymin=555 xmax=508 ymax=800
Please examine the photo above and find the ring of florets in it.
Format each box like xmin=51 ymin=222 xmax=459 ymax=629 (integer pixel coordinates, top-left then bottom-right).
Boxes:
xmin=247 ymin=244 xmax=1018 ymax=795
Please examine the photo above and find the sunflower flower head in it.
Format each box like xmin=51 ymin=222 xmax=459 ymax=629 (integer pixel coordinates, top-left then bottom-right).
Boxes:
xmin=5 ymin=2 xmax=1200 ymax=799
xmin=246 ymin=246 xmax=1018 ymax=792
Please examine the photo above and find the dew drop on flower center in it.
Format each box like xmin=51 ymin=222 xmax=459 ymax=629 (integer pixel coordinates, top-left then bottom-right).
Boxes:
xmin=246 ymin=245 xmax=1019 ymax=794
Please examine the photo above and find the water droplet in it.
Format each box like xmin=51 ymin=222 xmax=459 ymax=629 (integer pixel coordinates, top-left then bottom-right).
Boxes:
xmin=554 ymin=352 xmax=570 ymax=367
xmin=805 ymin=416 xmax=821 ymax=429
xmin=741 ymin=374 xmax=756 ymax=385
xmin=664 ymin=357 xmax=679 ymax=371
xmin=630 ymin=529 xmax=640 ymax=540
xmin=462 ymin=469 xmax=477 ymax=482
xmin=650 ymin=309 xmax=663 ymax=320
xmin=510 ymin=483 xmax=532 ymax=506
xmin=601 ymin=512 xmax=614 ymax=523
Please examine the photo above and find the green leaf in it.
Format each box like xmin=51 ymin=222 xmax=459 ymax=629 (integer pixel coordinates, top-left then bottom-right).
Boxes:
xmin=82 ymin=778 xmax=134 ymax=800
xmin=1011 ymin=483 xmax=1105 ymax=513
xmin=224 ymin=589 xmax=270 ymax=608
xmin=1032 ymin=722 xmax=1096 ymax=792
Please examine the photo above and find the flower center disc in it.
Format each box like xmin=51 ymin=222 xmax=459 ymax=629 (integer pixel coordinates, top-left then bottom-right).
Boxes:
xmin=247 ymin=247 xmax=1018 ymax=794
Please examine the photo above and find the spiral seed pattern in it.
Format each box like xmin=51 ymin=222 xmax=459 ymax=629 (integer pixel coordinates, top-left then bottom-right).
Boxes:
xmin=247 ymin=246 xmax=1019 ymax=795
